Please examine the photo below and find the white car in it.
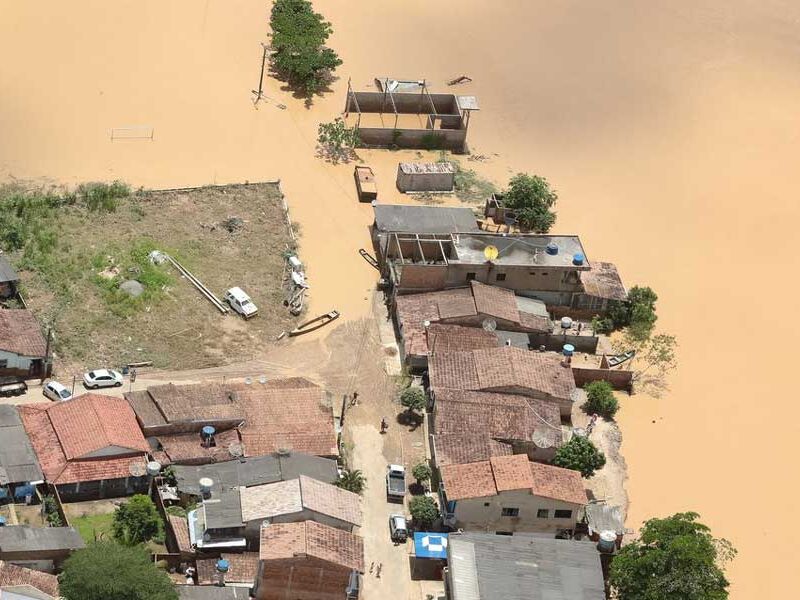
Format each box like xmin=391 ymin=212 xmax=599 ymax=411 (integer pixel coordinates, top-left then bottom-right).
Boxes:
xmin=389 ymin=514 xmax=408 ymax=543
xmin=224 ymin=287 xmax=258 ymax=319
xmin=43 ymin=381 xmax=72 ymax=402
xmin=83 ymin=369 xmax=123 ymax=389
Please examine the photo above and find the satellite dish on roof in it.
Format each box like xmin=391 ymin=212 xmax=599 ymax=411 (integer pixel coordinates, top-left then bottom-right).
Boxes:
xmin=482 ymin=318 xmax=497 ymax=332
xmin=532 ymin=429 xmax=553 ymax=448
xmin=128 ymin=460 xmax=147 ymax=477
xmin=484 ymin=245 xmax=499 ymax=261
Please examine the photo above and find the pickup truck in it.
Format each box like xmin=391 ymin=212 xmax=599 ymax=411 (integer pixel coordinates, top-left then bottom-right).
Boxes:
xmin=386 ymin=464 xmax=406 ymax=502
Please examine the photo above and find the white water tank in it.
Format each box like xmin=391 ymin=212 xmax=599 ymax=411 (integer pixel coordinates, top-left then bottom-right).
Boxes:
xmin=560 ymin=316 xmax=573 ymax=330
xmin=199 ymin=477 xmax=214 ymax=498
xmin=146 ymin=461 xmax=162 ymax=477
xmin=598 ymin=530 xmax=617 ymax=553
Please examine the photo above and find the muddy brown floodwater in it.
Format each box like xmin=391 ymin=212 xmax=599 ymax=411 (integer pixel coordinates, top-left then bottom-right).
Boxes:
xmin=2 ymin=0 xmax=799 ymax=596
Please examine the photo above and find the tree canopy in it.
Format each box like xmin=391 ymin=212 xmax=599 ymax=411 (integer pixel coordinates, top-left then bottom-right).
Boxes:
xmin=409 ymin=495 xmax=439 ymax=528
xmin=552 ymin=435 xmax=606 ymax=478
xmin=582 ymin=380 xmax=619 ymax=419
xmin=502 ymin=173 xmax=558 ymax=233
xmin=610 ymin=285 xmax=659 ymax=340
xmin=610 ymin=512 xmax=736 ymax=600
xmin=412 ymin=462 xmax=432 ymax=483
xmin=59 ymin=541 xmax=177 ymax=600
xmin=335 ymin=469 xmax=366 ymax=494
xmin=400 ymin=386 xmax=426 ymax=413
xmin=112 ymin=494 xmax=162 ymax=546
xmin=270 ymin=0 xmax=342 ymax=96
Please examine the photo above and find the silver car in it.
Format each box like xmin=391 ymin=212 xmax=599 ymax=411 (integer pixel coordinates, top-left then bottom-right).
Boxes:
xmin=83 ymin=369 xmax=123 ymax=389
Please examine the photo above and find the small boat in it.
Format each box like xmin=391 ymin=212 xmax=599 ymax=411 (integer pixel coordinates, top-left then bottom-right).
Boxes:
xmin=359 ymin=248 xmax=380 ymax=271
xmin=605 ymin=350 xmax=636 ymax=368
xmin=288 ymin=310 xmax=340 ymax=336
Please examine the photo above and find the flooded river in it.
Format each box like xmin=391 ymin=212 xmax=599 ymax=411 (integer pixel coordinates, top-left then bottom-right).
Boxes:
xmin=2 ymin=1 xmax=799 ymax=595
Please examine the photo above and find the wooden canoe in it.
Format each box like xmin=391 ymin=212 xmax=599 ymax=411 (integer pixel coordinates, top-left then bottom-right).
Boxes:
xmin=288 ymin=310 xmax=340 ymax=336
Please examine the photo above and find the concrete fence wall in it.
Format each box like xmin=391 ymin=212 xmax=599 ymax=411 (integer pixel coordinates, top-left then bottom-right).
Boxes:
xmin=572 ymin=367 xmax=633 ymax=391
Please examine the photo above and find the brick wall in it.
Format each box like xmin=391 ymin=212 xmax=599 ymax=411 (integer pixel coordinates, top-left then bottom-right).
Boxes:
xmin=571 ymin=367 xmax=633 ymax=391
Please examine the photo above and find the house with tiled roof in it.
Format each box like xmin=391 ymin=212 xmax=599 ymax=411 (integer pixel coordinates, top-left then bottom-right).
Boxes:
xmin=438 ymin=454 xmax=588 ymax=534
xmin=18 ymin=394 xmax=150 ymax=501
xmin=429 ymin=346 xmax=578 ymax=417
xmin=431 ymin=389 xmax=565 ymax=465
xmin=0 ymin=309 xmax=50 ymax=381
xmin=254 ymin=520 xmax=364 ymax=600
xmin=195 ymin=552 xmax=259 ymax=587
xmin=0 ymin=560 xmax=59 ymax=599
xmin=394 ymin=281 xmax=551 ymax=369
xmin=126 ymin=377 xmax=338 ymax=461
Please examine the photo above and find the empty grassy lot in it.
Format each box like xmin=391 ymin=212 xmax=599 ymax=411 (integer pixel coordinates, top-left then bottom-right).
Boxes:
xmin=10 ymin=183 xmax=295 ymax=372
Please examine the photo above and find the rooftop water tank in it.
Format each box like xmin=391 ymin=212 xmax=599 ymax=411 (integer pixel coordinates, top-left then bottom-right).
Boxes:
xmin=146 ymin=461 xmax=162 ymax=477
xmin=563 ymin=344 xmax=575 ymax=357
xmin=216 ymin=559 xmax=230 ymax=573
xmin=597 ymin=530 xmax=617 ymax=553
xmin=545 ymin=242 xmax=559 ymax=255
xmin=201 ymin=426 xmax=216 ymax=438
xmin=560 ymin=316 xmax=573 ymax=329
xmin=199 ymin=477 xmax=214 ymax=496
xmin=572 ymin=253 xmax=585 ymax=266
xmin=572 ymin=427 xmax=587 ymax=438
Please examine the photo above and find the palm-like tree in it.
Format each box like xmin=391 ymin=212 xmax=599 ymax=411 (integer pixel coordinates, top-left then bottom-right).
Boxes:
xmin=335 ymin=469 xmax=366 ymax=494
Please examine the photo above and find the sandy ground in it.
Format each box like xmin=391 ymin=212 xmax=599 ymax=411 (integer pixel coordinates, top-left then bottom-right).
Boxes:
xmin=2 ymin=1 xmax=800 ymax=595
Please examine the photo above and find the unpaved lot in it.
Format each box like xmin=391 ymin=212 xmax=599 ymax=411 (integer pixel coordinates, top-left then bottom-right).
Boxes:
xmin=19 ymin=183 xmax=295 ymax=373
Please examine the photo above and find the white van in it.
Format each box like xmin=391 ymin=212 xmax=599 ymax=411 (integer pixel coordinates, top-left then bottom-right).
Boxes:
xmin=224 ymin=287 xmax=258 ymax=319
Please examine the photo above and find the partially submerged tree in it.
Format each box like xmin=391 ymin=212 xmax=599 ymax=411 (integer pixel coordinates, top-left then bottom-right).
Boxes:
xmin=270 ymin=0 xmax=342 ymax=96
xmin=610 ymin=512 xmax=736 ymax=600
xmin=502 ymin=173 xmax=557 ymax=233
xmin=615 ymin=331 xmax=678 ymax=396
xmin=59 ymin=541 xmax=177 ymax=600
xmin=552 ymin=435 xmax=606 ymax=478
xmin=317 ymin=118 xmax=359 ymax=162
xmin=409 ymin=496 xmax=439 ymax=529
xmin=335 ymin=469 xmax=366 ymax=494
xmin=111 ymin=494 xmax=162 ymax=546
xmin=582 ymin=380 xmax=619 ymax=419
xmin=610 ymin=285 xmax=659 ymax=340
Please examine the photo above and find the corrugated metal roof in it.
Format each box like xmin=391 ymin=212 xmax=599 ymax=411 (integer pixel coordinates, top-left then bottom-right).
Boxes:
xmin=373 ymin=205 xmax=479 ymax=234
xmin=447 ymin=533 xmax=604 ymax=600
xmin=0 ymin=256 xmax=18 ymax=284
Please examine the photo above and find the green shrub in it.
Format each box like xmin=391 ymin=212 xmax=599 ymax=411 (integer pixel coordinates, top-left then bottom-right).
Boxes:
xmin=400 ymin=386 xmax=426 ymax=413
xmin=335 ymin=469 xmax=366 ymax=494
xmin=591 ymin=315 xmax=615 ymax=335
xmin=112 ymin=495 xmax=162 ymax=546
xmin=502 ymin=173 xmax=557 ymax=233
xmin=583 ymin=380 xmax=619 ymax=419
xmin=552 ymin=435 xmax=606 ymax=478
xmin=412 ymin=462 xmax=432 ymax=483
xmin=409 ymin=496 xmax=439 ymax=528
xmin=77 ymin=181 xmax=130 ymax=213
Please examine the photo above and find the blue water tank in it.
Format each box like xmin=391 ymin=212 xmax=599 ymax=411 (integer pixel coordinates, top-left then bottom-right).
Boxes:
xmin=0 ymin=516 xmax=6 ymax=526
xmin=216 ymin=559 xmax=230 ymax=573
xmin=572 ymin=253 xmax=585 ymax=266
xmin=545 ymin=242 xmax=559 ymax=255
xmin=563 ymin=344 xmax=575 ymax=357
xmin=201 ymin=426 xmax=216 ymax=438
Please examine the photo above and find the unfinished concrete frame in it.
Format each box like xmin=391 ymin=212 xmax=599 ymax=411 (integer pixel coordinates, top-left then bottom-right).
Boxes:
xmin=344 ymin=79 xmax=477 ymax=152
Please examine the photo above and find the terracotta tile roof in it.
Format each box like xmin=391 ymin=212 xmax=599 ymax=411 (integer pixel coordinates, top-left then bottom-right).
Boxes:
xmin=440 ymin=461 xmax=496 ymax=500
xmin=470 ymin=281 xmax=519 ymax=323
xmin=0 ymin=560 xmax=59 ymax=598
xmin=430 ymin=347 xmax=576 ymax=402
xmin=240 ymin=479 xmax=302 ymax=522
xmin=46 ymin=394 xmax=150 ymax=459
xmin=518 ymin=311 xmax=551 ymax=332
xmin=427 ymin=324 xmax=498 ymax=355
xmin=490 ymin=455 xmax=534 ymax=491
xmin=168 ymin=515 xmax=192 ymax=553
xmin=259 ymin=521 xmax=364 ymax=572
xmin=433 ymin=434 xmax=513 ymax=466
xmin=442 ymin=456 xmax=588 ymax=506
xmin=580 ymin=261 xmax=626 ymax=301
xmin=0 ymin=309 xmax=47 ymax=357
xmin=235 ymin=383 xmax=337 ymax=457
xmin=299 ymin=475 xmax=362 ymax=527
xmin=529 ymin=461 xmax=588 ymax=505
xmin=157 ymin=428 xmax=242 ymax=465
xmin=433 ymin=389 xmax=562 ymax=450
xmin=145 ymin=382 xmax=244 ymax=423
xmin=18 ymin=396 xmax=148 ymax=485
xmin=196 ymin=552 xmax=259 ymax=585
xmin=239 ymin=477 xmax=361 ymax=527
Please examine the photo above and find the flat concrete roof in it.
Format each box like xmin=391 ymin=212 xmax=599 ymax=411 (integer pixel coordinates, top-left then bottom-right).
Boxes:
xmin=451 ymin=233 xmax=589 ymax=269
xmin=373 ymin=204 xmax=478 ymax=234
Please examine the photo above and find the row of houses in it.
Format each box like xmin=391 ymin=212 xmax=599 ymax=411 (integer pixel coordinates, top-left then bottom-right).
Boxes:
xmin=374 ymin=204 xmax=629 ymax=599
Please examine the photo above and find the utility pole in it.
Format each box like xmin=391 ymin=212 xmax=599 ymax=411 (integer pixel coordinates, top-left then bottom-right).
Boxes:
xmin=252 ymin=43 xmax=270 ymax=105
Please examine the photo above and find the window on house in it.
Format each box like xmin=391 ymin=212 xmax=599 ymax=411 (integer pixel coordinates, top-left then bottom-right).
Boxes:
xmin=466 ymin=272 xmax=476 ymax=281
xmin=554 ymin=509 xmax=573 ymax=519
xmin=541 ymin=272 xmax=549 ymax=276
xmin=496 ymin=273 xmax=506 ymax=282
xmin=483 ymin=502 xmax=490 ymax=507
xmin=537 ymin=509 xmax=550 ymax=519
xmin=0 ymin=359 xmax=7 ymax=369
xmin=495 ymin=531 xmax=513 ymax=536
xmin=501 ymin=507 xmax=519 ymax=517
